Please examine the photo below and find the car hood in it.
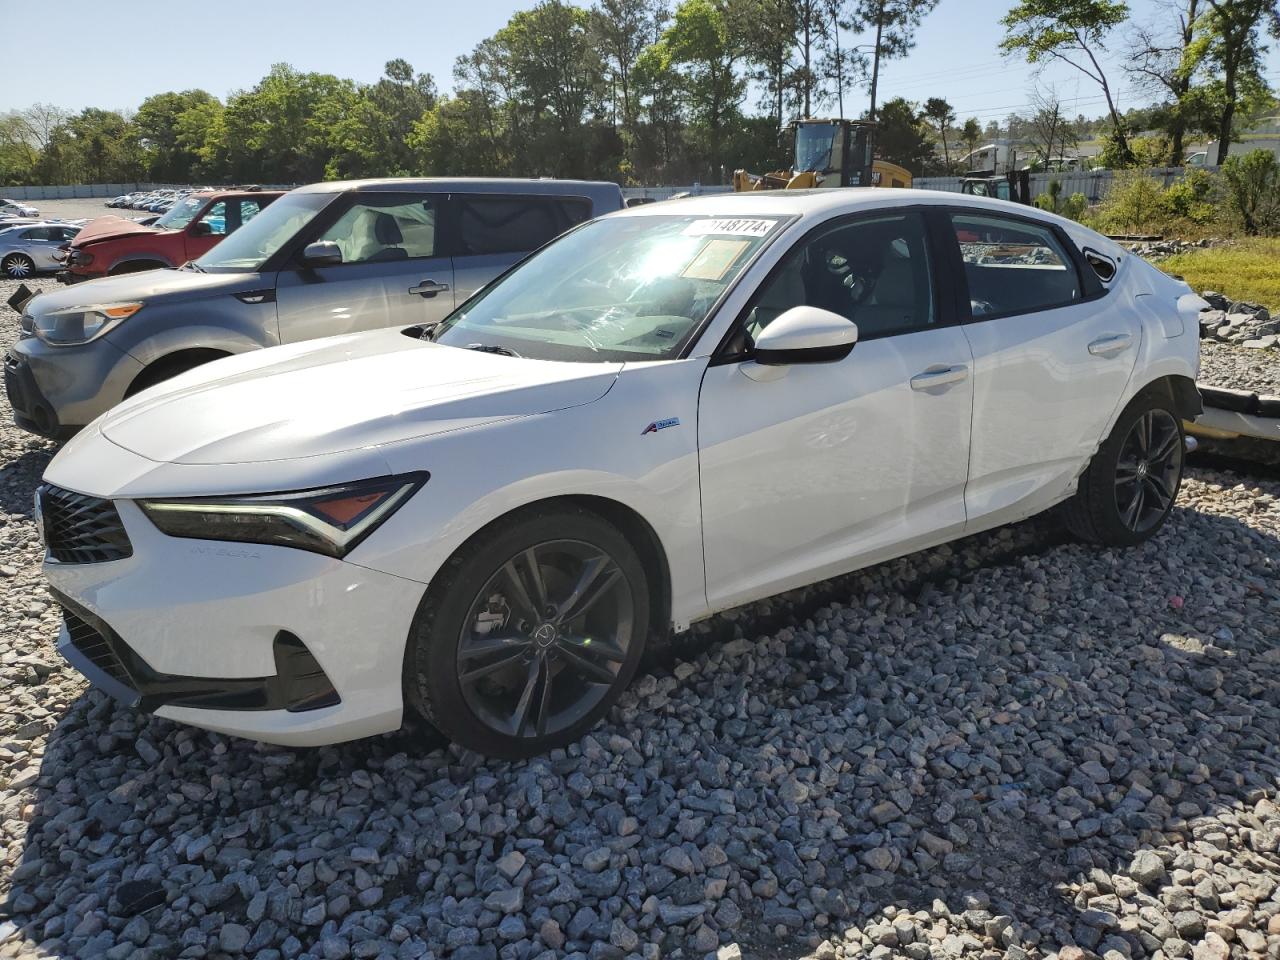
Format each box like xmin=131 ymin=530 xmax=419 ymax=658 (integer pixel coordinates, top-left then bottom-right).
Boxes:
xmin=71 ymin=215 xmax=162 ymax=246
xmin=27 ymin=267 xmax=258 ymax=316
xmin=96 ymin=328 xmax=623 ymax=465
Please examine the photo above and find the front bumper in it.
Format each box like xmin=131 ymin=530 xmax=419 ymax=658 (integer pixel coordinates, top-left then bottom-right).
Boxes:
xmin=43 ymin=498 xmax=425 ymax=747
xmin=5 ymin=334 xmax=143 ymax=438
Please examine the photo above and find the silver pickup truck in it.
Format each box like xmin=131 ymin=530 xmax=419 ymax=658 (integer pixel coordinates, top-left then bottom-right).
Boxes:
xmin=5 ymin=178 xmax=624 ymax=438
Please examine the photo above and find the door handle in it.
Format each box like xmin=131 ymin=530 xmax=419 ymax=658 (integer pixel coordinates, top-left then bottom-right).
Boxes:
xmin=409 ymin=280 xmax=449 ymax=297
xmin=909 ymin=365 xmax=969 ymax=391
xmin=1088 ymin=333 xmax=1132 ymax=356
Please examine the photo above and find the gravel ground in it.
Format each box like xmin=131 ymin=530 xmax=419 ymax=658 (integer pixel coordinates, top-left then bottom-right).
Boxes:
xmin=1200 ymin=342 xmax=1280 ymax=397
xmin=1 ymin=277 xmax=1280 ymax=960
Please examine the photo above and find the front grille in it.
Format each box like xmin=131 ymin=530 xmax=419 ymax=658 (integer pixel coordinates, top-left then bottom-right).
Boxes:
xmin=62 ymin=607 xmax=133 ymax=688
xmin=39 ymin=485 xmax=132 ymax=563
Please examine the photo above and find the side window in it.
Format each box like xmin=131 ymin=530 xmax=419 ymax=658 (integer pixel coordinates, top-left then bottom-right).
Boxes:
xmin=951 ymin=213 xmax=1080 ymax=318
xmin=315 ymin=196 xmax=437 ymax=264
xmin=457 ymin=196 xmax=589 ymax=256
xmin=738 ymin=211 xmax=936 ymax=348
xmin=197 ymin=201 xmax=227 ymax=236
xmin=239 ymin=199 xmax=262 ymax=226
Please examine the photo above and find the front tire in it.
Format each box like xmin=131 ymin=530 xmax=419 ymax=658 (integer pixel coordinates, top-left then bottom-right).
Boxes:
xmin=404 ymin=506 xmax=650 ymax=758
xmin=1063 ymin=387 xmax=1185 ymax=546
xmin=3 ymin=254 xmax=34 ymax=279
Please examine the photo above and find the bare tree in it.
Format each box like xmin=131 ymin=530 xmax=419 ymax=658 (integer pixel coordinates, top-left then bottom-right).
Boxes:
xmin=1125 ymin=0 xmax=1203 ymax=164
xmin=15 ymin=103 xmax=69 ymax=151
xmin=1027 ymin=86 xmax=1077 ymax=167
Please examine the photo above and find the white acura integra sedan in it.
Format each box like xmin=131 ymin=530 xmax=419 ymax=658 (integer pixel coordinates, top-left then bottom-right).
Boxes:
xmin=39 ymin=190 xmax=1203 ymax=757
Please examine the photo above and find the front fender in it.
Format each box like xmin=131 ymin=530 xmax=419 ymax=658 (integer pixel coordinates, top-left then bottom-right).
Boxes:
xmin=106 ymin=300 xmax=278 ymax=367
xmin=357 ymin=361 xmax=708 ymax=629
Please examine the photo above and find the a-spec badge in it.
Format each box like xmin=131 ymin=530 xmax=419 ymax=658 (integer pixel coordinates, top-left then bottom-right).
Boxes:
xmin=641 ymin=417 xmax=680 ymax=436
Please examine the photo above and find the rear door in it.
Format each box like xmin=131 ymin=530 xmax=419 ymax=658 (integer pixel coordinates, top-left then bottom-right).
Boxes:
xmin=945 ymin=209 xmax=1139 ymax=527
xmin=450 ymin=194 xmax=593 ymax=305
xmin=274 ymin=192 xmax=453 ymax=344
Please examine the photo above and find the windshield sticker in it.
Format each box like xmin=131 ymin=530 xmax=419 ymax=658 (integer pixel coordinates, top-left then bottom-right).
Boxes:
xmin=682 ymin=218 xmax=777 ymax=238
xmin=681 ymin=239 xmax=752 ymax=282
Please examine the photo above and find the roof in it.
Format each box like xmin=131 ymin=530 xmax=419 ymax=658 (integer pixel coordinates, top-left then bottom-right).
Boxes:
xmin=612 ymin=187 xmax=1062 ymax=221
xmin=295 ymin=177 xmax=623 ymax=196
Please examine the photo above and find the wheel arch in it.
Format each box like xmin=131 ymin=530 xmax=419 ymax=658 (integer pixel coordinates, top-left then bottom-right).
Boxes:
xmin=425 ymin=493 xmax=675 ymax=643
xmin=125 ymin=347 xmax=234 ymax=398
xmin=107 ymin=255 xmax=173 ymax=275
xmin=1127 ymin=372 xmax=1202 ymax=421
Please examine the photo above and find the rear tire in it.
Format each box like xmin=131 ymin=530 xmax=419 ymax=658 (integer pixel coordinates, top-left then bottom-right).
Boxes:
xmin=3 ymin=254 xmax=34 ymax=279
xmin=1063 ymin=387 xmax=1185 ymax=546
xmin=404 ymin=506 xmax=650 ymax=759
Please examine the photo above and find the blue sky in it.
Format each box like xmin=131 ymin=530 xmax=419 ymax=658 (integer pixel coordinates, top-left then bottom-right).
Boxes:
xmin=12 ymin=0 xmax=1280 ymax=124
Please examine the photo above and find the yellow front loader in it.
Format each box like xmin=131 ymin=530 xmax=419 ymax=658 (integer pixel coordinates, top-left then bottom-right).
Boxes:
xmin=733 ymin=118 xmax=912 ymax=192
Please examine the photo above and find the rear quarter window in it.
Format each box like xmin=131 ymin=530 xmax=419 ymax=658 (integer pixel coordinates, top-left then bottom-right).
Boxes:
xmin=456 ymin=195 xmax=592 ymax=256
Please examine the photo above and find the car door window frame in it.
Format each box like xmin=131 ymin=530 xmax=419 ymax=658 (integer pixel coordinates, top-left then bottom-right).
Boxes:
xmin=938 ymin=206 xmax=1106 ymax=325
xmin=282 ymin=191 xmax=450 ymax=269
xmin=709 ymin=204 xmax=960 ymax=366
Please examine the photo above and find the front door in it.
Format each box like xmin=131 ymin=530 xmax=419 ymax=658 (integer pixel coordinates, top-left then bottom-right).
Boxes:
xmin=274 ymin=193 xmax=454 ymax=345
xmin=944 ymin=210 xmax=1141 ymax=527
xmin=697 ymin=209 xmax=974 ymax=612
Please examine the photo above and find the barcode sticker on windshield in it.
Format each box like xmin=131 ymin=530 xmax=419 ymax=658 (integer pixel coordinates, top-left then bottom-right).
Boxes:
xmin=682 ymin=218 xmax=776 ymax=238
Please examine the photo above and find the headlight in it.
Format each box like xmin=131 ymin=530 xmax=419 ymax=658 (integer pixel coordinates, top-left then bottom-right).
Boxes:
xmin=33 ymin=301 xmax=142 ymax=345
xmin=138 ymin=474 xmax=428 ymax=558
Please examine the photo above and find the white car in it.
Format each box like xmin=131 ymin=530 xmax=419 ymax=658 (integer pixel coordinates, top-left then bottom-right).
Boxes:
xmin=39 ymin=190 xmax=1203 ymax=757
xmin=0 ymin=198 xmax=39 ymax=218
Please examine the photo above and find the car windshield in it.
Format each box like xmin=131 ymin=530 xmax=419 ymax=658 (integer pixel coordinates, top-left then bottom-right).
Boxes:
xmin=154 ymin=195 xmax=204 ymax=230
xmin=193 ymin=192 xmax=331 ymax=273
xmin=432 ymin=213 xmax=786 ymax=362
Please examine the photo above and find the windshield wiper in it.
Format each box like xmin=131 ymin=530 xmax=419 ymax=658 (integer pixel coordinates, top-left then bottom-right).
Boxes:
xmin=465 ymin=343 xmax=521 ymax=357
xmin=181 ymin=260 xmax=205 ymax=273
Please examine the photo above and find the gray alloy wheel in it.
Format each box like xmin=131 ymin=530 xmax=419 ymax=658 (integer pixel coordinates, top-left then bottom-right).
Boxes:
xmin=456 ymin=539 xmax=635 ymax=741
xmin=1113 ymin=408 xmax=1182 ymax=535
xmin=404 ymin=505 xmax=651 ymax=758
xmin=3 ymin=254 xmax=33 ymax=279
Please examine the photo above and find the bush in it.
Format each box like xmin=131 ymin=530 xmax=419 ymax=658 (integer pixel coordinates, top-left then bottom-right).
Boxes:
xmin=1221 ymin=149 xmax=1280 ymax=235
xmin=1061 ymin=192 xmax=1088 ymax=221
xmin=1092 ymin=172 xmax=1169 ymax=234
xmin=1162 ymin=167 xmax=1217 ymax=225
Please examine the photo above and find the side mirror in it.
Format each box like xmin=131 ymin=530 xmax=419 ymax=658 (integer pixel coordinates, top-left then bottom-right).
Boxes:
xmin=301 ymin=241 xmax=343 ymax=268
xmin=190 ymin=221 xmax=213 ymax=237
xmin=753 ymin=305 xmax=858 ymax=366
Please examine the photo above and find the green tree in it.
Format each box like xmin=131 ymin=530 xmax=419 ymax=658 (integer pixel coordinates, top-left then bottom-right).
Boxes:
xmin=591 ymin=0 xmax=661 ymax=131
xmin=134 ymin=89 xmax=219 ymax=181
xmin=874 ymin=96 xmax=934 ymax=175
xmin=1000 ymin=0 xmax=1133 ymax=164
xmin=922 ymin=96 xmax=954 ymax=171
xmin=495 ymin=1 xmax=608 ymax=176
xmin=1221 ymin=148 xmax=1280 ymax=233
xmin=220 ymin=63 xmax=358 ymax=183
xmin=959 ymin=116 xmax=982 ymax=167
xmin=661 ymin=0 xmax=747 ymax=180
xmin=1200 ymin=0 xmax=1280 ymax=164
xmin=326 ymin=60 xmax=437 ymax=178
xmin=848 ymin=0 xmax=941 ymax=122
xmin=0 ymin=115 xmax=39 ymax=185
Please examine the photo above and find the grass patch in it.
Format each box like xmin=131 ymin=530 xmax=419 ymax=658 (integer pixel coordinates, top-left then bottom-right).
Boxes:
xmin=1160 ymin=239 xmax=1280 ymax=308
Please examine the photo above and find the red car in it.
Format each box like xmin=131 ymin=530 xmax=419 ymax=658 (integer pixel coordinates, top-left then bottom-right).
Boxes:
xmin=59 ymin=189 xmax=283 ymax=282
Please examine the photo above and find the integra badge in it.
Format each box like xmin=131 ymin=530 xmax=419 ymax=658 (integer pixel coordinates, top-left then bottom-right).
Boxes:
xmin=641 ymin=417 xmax=680 ymax=435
